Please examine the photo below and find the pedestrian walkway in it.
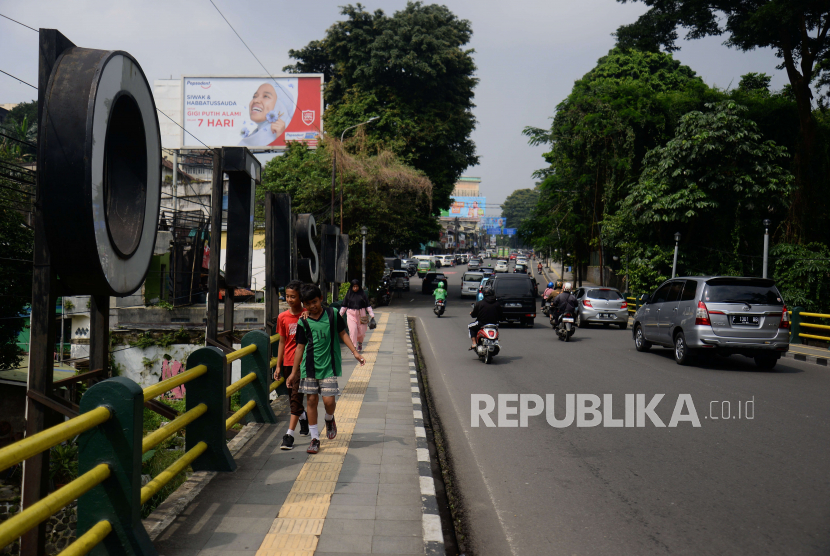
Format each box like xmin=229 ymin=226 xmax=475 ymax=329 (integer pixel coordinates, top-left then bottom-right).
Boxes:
xmin=152 ymin=312 xmax=442 ymax=556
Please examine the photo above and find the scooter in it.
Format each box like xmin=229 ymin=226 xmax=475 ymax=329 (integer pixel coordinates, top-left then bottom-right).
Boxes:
xmin=434 ymin=299 xmax=446 ymax=317
xmin=475 ymin=324 xmax=500 ymax=364
xmin=377 ymin=279 xmax=392 ymax=306
xmin=555 ymin=311 xmax=576 ymax=342
xmin=541 ymin=298 xmax=551 ymax=318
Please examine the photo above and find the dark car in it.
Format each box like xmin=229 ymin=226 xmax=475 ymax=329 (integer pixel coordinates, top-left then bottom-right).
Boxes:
xmin=422 ymin=272 xmax=448 ymax=294
xmin=492 ymin=274 xmax=536 ymax=327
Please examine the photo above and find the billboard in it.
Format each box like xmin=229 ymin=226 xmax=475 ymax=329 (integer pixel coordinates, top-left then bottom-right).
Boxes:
xmin=440 ymin=196 xmax=486 ymax=218
xmin=181 ymin=75 xmax=324 ymax=149
xmin=480 ymin=216 xmax=506 ymax=228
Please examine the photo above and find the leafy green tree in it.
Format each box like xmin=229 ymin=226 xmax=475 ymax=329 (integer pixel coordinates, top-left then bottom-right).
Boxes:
xmin=770 ymin=242 xmax=830 ymax=312
xmin=614 ymin=0 xmax=830 ymax=241
xmin=500 ymin=189 xmax=539 ymax=230
xmin=257 ymin=140 xmax=437 ymax=257
xmin=284 ymin=2 xmax=479 ymax=211
xmin=606 ymin=101 xmax=794 ymax=290
xmin=0 ymin=149 xmax=33 ymax=370
xmin=521 ymin=48 xmax=715 ymax=277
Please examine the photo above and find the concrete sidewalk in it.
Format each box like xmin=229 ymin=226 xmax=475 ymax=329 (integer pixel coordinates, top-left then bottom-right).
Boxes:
xmin=151 ymin=312 xmax=443 ymax=556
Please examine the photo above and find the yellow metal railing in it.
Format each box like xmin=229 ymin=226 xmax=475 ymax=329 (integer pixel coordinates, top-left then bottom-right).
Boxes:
xmin=226 ymin=400 xmax=257 ymax=430
xmin=142 ymin=404 xmax=208 ymax=454
xmin=270 ymin=333 xmax=279 ymax=344
xmin=143 ymin=364 xmax=207 ymax=402
xmin=0 ymin=406 xmax=110 ymax=472
xmin=269 ymin=377 xmax=285 ymax=393
xmin=0 ymin=463 xmax=110 ymax=549
xmin=226 ymin=343 xmax=257 ymax=363
xmin=226 ymin=372 xmax=257 ymax=398
xmin=140 ymin=442 xmax=208 ymax=505
xmin=58 ymin=520 xmax=112 ymax=556
xmin=795 ymin=311 xmax=830 ymax=343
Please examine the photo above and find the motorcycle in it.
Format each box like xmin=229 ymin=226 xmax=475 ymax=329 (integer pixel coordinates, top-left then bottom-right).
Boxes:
xmin=541 ymin=298 xmax=551 ymax=318
xmin=475 ymin=324 xmax=500 ymax=364
xmin=434 ymin=298 xmax=446 ymax=317
xmin=554 ymin=311 xmax=576 ymax=342
xmin=377 ymin=278 xmax=392 ymax=306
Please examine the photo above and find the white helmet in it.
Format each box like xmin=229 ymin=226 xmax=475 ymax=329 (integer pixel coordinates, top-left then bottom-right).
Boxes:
xmin=563 ymin=282 xmax=573 ymax=292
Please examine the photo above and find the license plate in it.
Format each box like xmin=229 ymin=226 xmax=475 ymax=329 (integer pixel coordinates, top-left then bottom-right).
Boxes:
xmin=731 ymin=315 xmax=760 ymax=325
xmin=562 ymin=318 xmax=574 ymax=322
xmin=598 ymin=313 xmax=612 ymax=318
xmin=505 ymin=303 xmax=521 ymax=307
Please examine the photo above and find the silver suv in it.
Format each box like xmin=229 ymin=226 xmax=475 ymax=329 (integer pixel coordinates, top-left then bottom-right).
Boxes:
xmin=632 ymin=277 xmax=790 ymax=369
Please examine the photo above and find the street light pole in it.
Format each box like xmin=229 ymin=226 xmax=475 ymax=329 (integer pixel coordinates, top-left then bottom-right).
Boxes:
xmin=762 ymin=219 xmax=771 ymax=278
xmin=337 ymin=117 xmax=379 ymax=230
xmin=360 ymin=226 xmax=368 ymax=290
xmin=672 ymin=232 xmax=681 ymax=278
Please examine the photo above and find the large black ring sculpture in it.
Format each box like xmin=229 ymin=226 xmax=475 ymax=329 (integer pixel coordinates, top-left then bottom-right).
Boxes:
xmin=40 ymin=48 xmax=161 ymax=296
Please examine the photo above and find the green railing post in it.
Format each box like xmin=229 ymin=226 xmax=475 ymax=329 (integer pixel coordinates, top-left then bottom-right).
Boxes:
xmin=185 ymin=347 xmax=236 ymax=472
xmin=790 ymin=306 xmax=803 ymax=345
xmin=78 ymin=377 xmax=157 ymax=556
xmin=240 ymin=330 xmax=278 ymax=424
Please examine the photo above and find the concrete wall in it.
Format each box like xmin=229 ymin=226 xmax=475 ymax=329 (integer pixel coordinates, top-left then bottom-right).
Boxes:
xmin=111 ymin=343 xmax=244 ymax=388
xmin=115 ymin=304 xmax=266 ymax=329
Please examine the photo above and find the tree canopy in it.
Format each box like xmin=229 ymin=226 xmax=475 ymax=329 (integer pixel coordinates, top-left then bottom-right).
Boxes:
xmin=284 ymin=2 xmax=478 ymax=211
xmin=614 ymin=0 xmax=830 ymax=241
xmin=500 ymin=189 xmax=539 ymax=230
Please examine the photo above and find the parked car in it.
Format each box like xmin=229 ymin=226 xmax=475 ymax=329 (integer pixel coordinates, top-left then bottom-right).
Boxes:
xmin=574 ymin=287 xmax=629 ymax=329
xmin=422 ymin=272 xmax=448 ymax=294
xmin=390 ymin=270 xmax=410 ymax=291
xmin=631 ymin=276 xmax=790 ymax=368
xmin=468 ymin=258 xmax=482 ymax=271
xmin=495 ymin=261 xmax=509 ymax=273
xmin=492 ymin=274 xmax=536 ymax=326
xmin=461 ymin=272 xmax=485 ymax=298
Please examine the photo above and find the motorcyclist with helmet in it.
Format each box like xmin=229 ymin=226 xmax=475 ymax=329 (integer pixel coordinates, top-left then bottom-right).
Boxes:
xmin=551 ymin=282 xmax=577 ymax=326
xmin=468 ymin=283 xmax=503 ymax=350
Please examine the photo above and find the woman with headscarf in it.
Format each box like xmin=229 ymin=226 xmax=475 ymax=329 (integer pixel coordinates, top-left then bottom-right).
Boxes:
xmin=339 ymin=279 xmax=375 ymax=352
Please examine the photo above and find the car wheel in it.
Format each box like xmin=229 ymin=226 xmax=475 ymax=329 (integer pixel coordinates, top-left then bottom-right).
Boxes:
xmin=754 ymin=354 xmax=778 ymax=370
xmin=673 ymin=331 xmax=692 ymax=366
xmin=618 ymin=321 xmax=628 ymax=330
xmin=576 ymin=313 xmax=587 ymax=328
xmin=634 ymin=324 xmax=651 ymax=352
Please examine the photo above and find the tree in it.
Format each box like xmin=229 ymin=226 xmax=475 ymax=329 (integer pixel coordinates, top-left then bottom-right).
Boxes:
xmin=521 ymin=48 xmax=715 ymax=277
xmin=0 ymin=149 xmax=33 ymax=370
xmin=606 ymin=101 xmax=794 ymax=290
xmin=614 ymin=0 xmax=830 ymax=241
xmin=284 ymin=2 xmax=479 ymax=211
xmin=500 ymin=188 xmax=539 ymax=230
xmin=256 ymin=139 xmax=437 ymax=256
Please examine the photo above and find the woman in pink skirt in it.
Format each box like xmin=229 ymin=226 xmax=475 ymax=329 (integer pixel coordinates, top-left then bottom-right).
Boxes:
xmin=339 ymin=279 xmax=375 ymax=352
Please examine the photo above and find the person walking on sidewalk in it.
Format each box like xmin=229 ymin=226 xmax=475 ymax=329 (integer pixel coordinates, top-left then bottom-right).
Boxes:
xmin=288 ymin=284 xmax=365 ymax=454
xmin=275 ymin=281 xmax=310 ymax=450
xmin=339 ymin=279 xmax=375 ymax=353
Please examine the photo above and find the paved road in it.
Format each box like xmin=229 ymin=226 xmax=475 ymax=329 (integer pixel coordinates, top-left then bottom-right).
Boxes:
xmin=389 ymin=261 xmax=830 ymax=556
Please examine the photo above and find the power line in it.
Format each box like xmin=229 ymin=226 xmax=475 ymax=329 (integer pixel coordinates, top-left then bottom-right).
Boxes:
xmin=0 ymin=13 xmax=37 ymax=32
xmin=0 ymin=68 xmax=36 ymax=89
xmin=207 ymin=0 xmax=301 ymax=115
xmin=0 ymin=131 xmax=36 ymax=148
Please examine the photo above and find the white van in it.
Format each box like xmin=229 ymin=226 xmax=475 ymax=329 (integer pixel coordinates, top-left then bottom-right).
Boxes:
xmin=461 ymin=272 xmax=485 ymax=298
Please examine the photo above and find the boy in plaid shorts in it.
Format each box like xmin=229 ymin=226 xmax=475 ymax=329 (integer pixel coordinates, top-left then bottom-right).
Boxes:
xmin=287 ymin=284 xmax=365 ymax=454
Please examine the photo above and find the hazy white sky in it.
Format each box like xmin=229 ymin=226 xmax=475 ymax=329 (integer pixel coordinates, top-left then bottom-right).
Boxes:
xmin=0 ymin=0 xmax=788 ymax=214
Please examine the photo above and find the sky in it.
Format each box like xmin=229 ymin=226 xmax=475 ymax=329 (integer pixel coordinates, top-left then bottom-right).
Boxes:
xmin=0 ymin=0 xmax=789 ymax=215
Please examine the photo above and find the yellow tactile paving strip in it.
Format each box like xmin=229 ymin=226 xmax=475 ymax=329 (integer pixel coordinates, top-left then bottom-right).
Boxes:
xmin=256 ymin=313 xmax=390 ymax=556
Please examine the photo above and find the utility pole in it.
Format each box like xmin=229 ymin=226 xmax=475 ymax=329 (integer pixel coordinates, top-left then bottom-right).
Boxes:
xmin=672 ymin=232 xmax=681 ymax=279
xmin=762 ymin=219 xmax=771 ymax=278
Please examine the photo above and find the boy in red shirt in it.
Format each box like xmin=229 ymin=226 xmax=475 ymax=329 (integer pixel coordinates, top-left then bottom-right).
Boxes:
xmin=275 ymin=281 xmax=309 ymax=450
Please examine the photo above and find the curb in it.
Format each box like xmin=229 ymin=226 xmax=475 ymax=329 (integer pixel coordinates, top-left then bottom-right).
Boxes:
xmin=406 ymin=318 xmax=446 ymax=556
xmin=782 ymin=349 xmax=829 ymax=367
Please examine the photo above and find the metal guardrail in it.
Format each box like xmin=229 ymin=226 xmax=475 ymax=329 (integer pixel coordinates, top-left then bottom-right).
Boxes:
xmin=789 ymin=308 xmax=830 ymax=344
xmin=0 ymin=329 xmax=286 ymax=555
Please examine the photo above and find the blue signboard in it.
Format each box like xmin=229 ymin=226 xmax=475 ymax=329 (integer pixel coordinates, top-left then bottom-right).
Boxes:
xmin=503 ymin=228 xmax=517 ymax=236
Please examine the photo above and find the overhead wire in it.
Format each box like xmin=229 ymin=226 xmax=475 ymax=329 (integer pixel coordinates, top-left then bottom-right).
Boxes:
xmin=0 ymin=68 xmax=36 ymax=89
xmin=0 ymin=12 xmax=37 ymax=32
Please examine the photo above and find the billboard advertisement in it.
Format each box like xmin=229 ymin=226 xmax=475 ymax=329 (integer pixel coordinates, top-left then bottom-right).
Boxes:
xmin=181 ymin=75 xmax=324 ymax=149
xmin=440 ymin=196 xmax=486 ymax=218
xmin=480 ymin=216 xmax=506 ymax=228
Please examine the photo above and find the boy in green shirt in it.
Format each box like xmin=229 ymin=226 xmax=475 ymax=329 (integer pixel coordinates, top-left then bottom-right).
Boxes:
xmin=288 ymin=284 xmax=365 ymax=454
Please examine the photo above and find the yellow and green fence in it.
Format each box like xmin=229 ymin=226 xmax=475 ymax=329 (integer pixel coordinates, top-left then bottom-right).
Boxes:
xmin=0 ymin=329 xmax=286 ymax=556
xmin=789 ymin=308 xmax=830 ymax=345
